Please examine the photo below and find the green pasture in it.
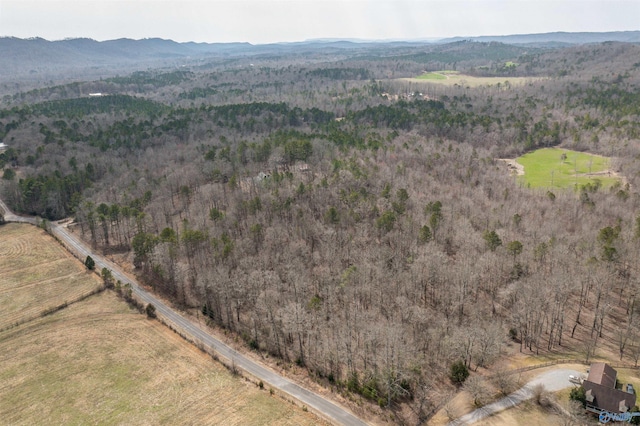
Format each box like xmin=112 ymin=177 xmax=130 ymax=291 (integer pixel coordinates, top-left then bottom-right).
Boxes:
xmin=516 ymin=148 xmax=619 ymax=189
xmin=415 ymin=72 xmax=447 ymax=80
xmin=403 ymin=73 xmax=534 ymax=88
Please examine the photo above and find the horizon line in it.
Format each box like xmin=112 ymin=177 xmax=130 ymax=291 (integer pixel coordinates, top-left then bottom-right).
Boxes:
xmin=0 ymin=29 xmax=639 ymax=46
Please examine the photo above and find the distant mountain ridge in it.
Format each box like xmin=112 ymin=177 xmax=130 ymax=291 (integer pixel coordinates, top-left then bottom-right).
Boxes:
xmin=0 ymin=36 xmax=254 ymax=62
xmin=0 ymin=37 xmax=261 ymax=83
xmin=1 ymin=31 xmax=639 ymax=83
xmin=4 ymin=29 xmax=638 ymax=61
xmin=0 ymin=36 xmax=433 ymax=83
xmin=438 ymin=31 xmax=640 ymax=45
xmin=3 ymin=31 xmax=639 ymax=65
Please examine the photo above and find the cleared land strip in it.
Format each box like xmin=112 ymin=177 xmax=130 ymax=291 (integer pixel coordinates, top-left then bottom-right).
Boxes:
xmin=0 ymin=198 xmax=368 ymax=426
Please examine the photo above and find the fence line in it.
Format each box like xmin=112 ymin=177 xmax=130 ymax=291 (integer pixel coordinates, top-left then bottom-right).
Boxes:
xmin=499 ymin=358 xmax=640 ymax=377
xmin=498 ymin=358 xmax=588 ymax=377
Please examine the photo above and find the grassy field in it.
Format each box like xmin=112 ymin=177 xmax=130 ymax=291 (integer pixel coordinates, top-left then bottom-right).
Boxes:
xmin=477 ymin=399 xmax=567 ymax=426
xmin=402 ymin=73 xmax=534 ymax=88
xmin=415 ymin=72 xmax=448 ymax=80
xmin=0 ymin=224 xmax=323 ymax=425
xmin=516 ymin=147 xmax=619 ymax=189
xmin=0 ymin=223 xmax=103 ymax=331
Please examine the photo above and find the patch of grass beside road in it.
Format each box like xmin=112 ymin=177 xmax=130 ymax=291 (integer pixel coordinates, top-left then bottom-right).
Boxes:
xmin=0 ymin=223 xmax=102 ymax=331
xmin=0 ymin=292 xmax=322 ymax=425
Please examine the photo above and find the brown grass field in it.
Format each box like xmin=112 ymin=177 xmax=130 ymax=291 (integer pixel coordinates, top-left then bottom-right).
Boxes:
xmin=477 ymin=399 xmax=567 ymax=426
xmin=0 ymin=223 xmax=103 ymax=331
xmin=0 ymin=223 xmax=323 ymax=425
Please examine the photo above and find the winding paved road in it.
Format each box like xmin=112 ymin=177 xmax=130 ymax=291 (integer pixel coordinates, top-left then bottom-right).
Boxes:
xmin=447 ymin=368 xmax=583 ymax=425
xmin=0 ymin=198 xmax=368 ymax=426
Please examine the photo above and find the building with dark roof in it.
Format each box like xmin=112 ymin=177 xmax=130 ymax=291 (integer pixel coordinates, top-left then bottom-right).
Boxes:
xmin=583 ymin=362 xmax=636 ymax=414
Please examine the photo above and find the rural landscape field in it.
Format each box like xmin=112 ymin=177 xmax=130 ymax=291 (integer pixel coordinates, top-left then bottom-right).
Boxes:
xmin=0 ymin=223 xmax=102 ymax=331
xmin=515 ymin=148 xmax=619 ymax=189
xmin=2 ymin=20 xmax=640 ymax=426
xmin=0 ymin=224 xmax=323 ymax=425
xmin=405 ymin=70 xmax=533 ymax=88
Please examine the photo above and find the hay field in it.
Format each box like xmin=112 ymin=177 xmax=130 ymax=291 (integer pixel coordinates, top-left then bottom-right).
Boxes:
xmin=0 ymin=223 xmax=102 ymax=331
xmin=0 ymin=224 xmax=322 ymax=425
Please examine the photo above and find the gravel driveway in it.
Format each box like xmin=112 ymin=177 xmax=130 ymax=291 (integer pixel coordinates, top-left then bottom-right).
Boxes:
xmin=447 ymin=368 xmax=583 ymax=425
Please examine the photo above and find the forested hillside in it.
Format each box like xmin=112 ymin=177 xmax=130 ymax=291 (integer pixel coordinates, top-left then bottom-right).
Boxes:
xmin=2 ymin=40 xmax=640 ymax=423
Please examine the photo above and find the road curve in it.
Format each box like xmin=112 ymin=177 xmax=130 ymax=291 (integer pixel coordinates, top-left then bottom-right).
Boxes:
xmin=0 ymin=199 xmax=368 ymax=426
xmin=447 ymin=368 xmax=582 ymax=425
xmin=0 ymin=198 xmax=37 ymax=225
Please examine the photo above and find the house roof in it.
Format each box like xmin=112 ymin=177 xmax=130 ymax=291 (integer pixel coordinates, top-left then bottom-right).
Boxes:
xmin=584 ymin=381 xmax=636 ymax=414
xmin=587 ymin=362 xmax=617 ymax=389
xmin=584 ymin=363 xmax=636 ymax=414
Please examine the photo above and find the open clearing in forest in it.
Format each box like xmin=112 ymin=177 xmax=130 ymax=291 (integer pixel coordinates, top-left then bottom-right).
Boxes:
xmin=0 ymin=223 xmax=322 ymax=426
xmin=515 ymin=147 xmax=620 ymax=189
xmin=402 ymin=72 xmax=534 ymax=88
xmin=415 ymin=72 xmax=449 ymax=80
xmin=0 ymin=223 xmax=102 ymax=331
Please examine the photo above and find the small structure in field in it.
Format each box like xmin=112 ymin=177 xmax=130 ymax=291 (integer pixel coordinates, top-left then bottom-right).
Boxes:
xmin=583 ymin=362 xmax=636 ymax=415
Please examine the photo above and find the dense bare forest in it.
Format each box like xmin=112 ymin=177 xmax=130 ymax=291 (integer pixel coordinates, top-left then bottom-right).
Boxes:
xmin=3 ymin=39 xmax=640 ymax=423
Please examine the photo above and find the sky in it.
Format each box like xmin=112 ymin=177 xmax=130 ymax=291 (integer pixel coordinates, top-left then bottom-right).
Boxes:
xmin=0 ymin=0 xmax=639 ymax=44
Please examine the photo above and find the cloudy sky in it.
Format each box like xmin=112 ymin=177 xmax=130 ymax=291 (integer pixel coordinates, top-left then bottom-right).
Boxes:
xmin=1 ymin=0 xmax=638 ymax=44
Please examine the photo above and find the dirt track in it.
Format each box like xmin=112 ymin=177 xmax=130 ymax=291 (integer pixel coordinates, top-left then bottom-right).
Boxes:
xmin=498 ymin=159 xmax=524 ymax=176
